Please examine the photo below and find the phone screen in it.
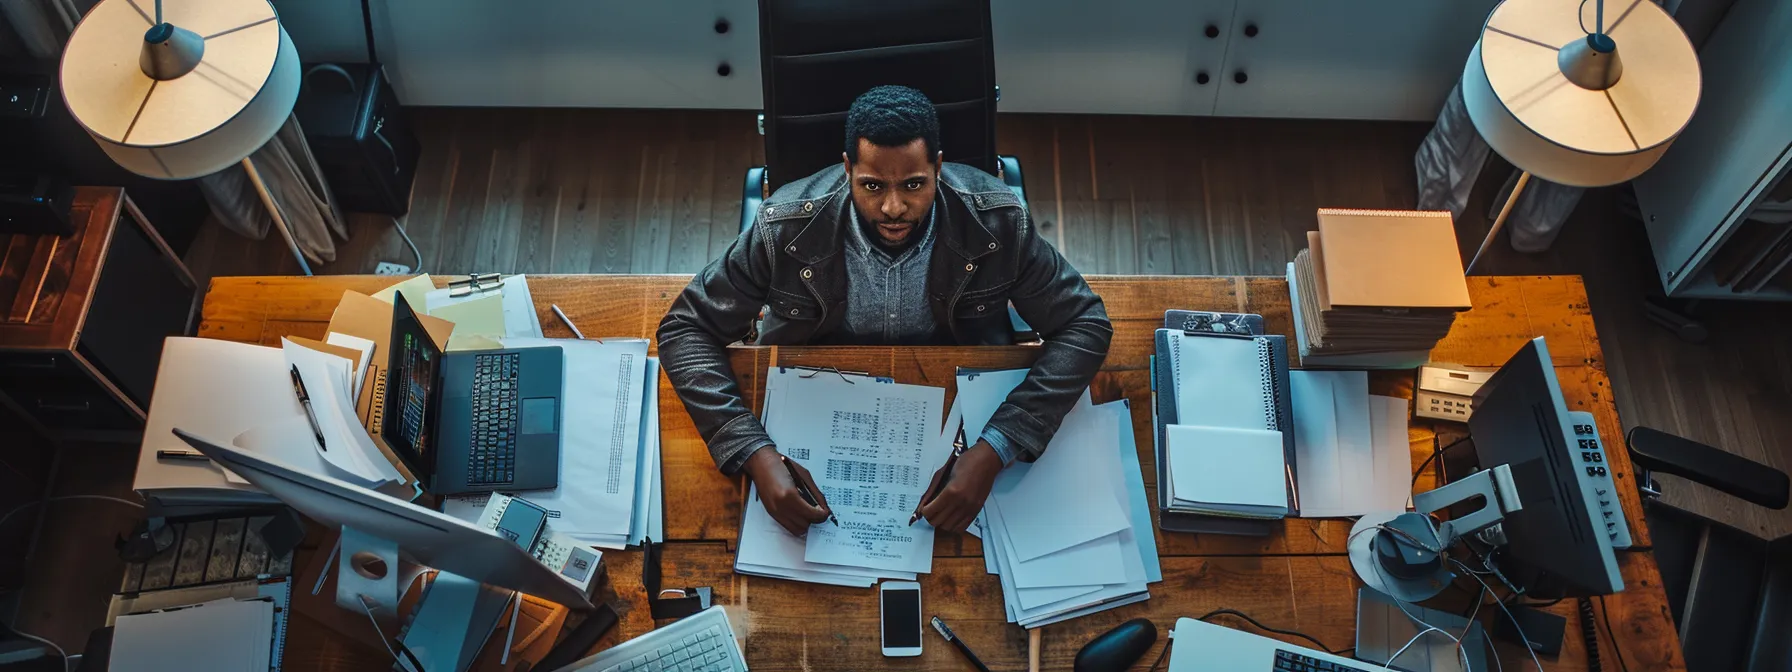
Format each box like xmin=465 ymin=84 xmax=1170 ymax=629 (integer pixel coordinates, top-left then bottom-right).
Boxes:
xmin=881 ymin=587 xmax=922 ymax=649
xmin=496 ymin=499 xmax=549 ymax=549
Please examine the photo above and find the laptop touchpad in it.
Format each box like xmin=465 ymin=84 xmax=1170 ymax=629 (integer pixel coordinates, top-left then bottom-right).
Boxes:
xmin=521 ymin=398 xmax=557 ymax=434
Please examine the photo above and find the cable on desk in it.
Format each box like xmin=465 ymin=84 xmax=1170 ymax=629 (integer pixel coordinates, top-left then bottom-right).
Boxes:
xmin=1595 ymin=595 xmax=1632 ymax=672
xmin=1578 ymin=598 xmax=1602 ymax=672
xmin=1452 ymin=558 xmax=1546 ymax=672
xmin=1196 ymin=609 xmax=1342 ymax=655
xmin=1410 ymin=436 xmax=1473 ymax=494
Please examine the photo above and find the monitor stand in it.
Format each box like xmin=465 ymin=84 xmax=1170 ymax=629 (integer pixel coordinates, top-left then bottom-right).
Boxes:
xmin=317 ymin=525 xmax=514 ymax=672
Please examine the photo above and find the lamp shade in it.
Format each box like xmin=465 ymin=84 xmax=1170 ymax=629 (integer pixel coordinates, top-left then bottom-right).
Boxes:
xmin=1462 ymin=0 xmax=1700 ymax=187
xmin=60 ymin=0 xmax=299 ymax=180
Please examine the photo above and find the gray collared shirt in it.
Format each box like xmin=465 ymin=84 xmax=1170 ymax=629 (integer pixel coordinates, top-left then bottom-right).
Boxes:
xmin=837 ymin=204 xmax=1020 ymax=466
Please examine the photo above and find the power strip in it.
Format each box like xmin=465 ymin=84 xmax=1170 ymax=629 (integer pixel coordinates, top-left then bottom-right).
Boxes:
xmin=374 ymin=261 xmax=412 ymax=276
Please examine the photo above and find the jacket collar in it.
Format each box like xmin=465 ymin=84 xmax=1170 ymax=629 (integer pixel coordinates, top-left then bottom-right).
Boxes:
xmin=778 ymin=167 xmax=1000 ymax=265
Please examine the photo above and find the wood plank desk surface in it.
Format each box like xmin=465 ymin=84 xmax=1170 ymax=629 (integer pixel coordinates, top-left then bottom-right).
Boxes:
xmin=200 ymin=274 xmax=1683 ymax=672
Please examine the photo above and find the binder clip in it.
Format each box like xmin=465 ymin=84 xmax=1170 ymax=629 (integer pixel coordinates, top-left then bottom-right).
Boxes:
xmin=644 ymin=538 xmax=711 ymax=619
xmin=447 ymin=272 xmax=504 ymax=298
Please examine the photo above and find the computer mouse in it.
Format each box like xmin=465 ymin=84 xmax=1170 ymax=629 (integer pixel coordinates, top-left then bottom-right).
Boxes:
xmin=1073 ymin=618 xmax=1158 ymax=672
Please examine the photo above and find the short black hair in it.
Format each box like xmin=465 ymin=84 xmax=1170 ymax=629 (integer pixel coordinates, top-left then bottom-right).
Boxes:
xmin=844 ymin=85 xmax=940 ymax=163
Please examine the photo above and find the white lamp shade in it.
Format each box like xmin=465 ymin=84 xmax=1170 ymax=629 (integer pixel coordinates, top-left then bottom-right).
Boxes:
xmin=1462 ymin=0 xmax=1700 ymax=187
xmin=60 ymin=0 xmax=299 ymax=180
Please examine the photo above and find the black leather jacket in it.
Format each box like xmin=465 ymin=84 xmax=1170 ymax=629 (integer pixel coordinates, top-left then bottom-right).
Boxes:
xmin=657 ymin=163 xmax=1112 ymax=475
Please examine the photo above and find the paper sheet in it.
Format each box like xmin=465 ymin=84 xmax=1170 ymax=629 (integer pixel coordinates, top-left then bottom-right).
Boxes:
xmin=629 ymin=358 xmax=663 ymax=546
xmin=324 ymin=333 xmax=376 ymax=403
xmin=988 ymin=405 xmax=1129 ymax=562
xmin=1105 ymin=400 xmax=1162 ymax=583
xmin=424 ymin=275 xmax=545 ymax=339
xmin=1166 ymin=425 xmax=1288 ymax=512
xmin=371 ymin=274 xmax=436 ymax=309
xmin=112 ymin=598 xmax=274 ymax=672
xmin=443 ymin=337 xmax=648 ymax=545
xmin=763 ymin=369 xmax=947 ymax=575
xmin=1171 ymin=332 xmax=1271 ymax=431
xmin=1292 ymin=371 xmax=1410 ymax=518
xmin=228 ymin=415 xmax=339 ymax=485
xmin=282 ymin=339 xmax=402 ymax=486
xmin=137 ymin=338 xmax=306 ymax=499
xmin=430 ymin=294 xmax=508 ymax=351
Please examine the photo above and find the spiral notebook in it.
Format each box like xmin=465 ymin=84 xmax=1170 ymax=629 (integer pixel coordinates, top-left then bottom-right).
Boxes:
xmin=1150 ymin=328 xmax=1296 ymax=533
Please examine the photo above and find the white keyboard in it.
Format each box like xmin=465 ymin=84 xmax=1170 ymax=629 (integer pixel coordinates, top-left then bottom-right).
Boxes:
xmin=555 ymin=606 xmax=747 ymax=672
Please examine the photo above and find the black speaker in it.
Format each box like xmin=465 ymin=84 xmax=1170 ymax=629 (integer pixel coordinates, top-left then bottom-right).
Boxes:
xmin=294 ymin=63 xmax=420 ymax=216
xmin=0 ymin=175 xmax=74 ymax=236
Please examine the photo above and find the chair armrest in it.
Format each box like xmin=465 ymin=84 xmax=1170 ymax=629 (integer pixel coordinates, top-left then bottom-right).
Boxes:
xmin=740 ymin=167 xmax=766 ymax=235
xmin=1627 ymin=426 xmax=1790 ymax=510
xmin=998 ymin=155 xmax=1026 ymax=204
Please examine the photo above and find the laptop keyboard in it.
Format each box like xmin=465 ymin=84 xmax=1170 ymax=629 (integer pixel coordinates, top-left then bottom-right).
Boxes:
xmin=468 ymin=352 xmax=521 ymax=485
xmin=1273 ymin=649 xmax=1370 ymax=672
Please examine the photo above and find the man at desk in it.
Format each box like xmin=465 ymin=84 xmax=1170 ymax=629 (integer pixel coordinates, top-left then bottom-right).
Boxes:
xmin=659 ymin=86 xmax=1112 ymax=536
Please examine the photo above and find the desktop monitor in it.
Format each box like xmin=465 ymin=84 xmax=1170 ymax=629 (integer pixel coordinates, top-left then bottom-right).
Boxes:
xmin=173 ymin=428 xmax=594 ymax=610
xmin=1467 ymin=337 xmax=1623 ymax=598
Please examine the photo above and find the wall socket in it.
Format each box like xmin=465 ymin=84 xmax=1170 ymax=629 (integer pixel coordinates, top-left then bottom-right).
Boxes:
xmin=374 ymin=262 xmax=412 ymax=276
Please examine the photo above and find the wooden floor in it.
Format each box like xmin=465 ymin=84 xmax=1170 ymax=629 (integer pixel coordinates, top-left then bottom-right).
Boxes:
xmin=17 ymin=107 xmax=1792 ymax=654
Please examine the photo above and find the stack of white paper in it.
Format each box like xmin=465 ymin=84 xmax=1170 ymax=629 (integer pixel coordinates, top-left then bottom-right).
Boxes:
xmin=282 ymin=339 xmax=406 ymax=488
xmin=1164 ymin=424 xmax=1290 ymax=518
xmin=1289 ymin=370 xmax=1412 ymax=517
xmin=960 ymin=370 xmax=1161 ymax=628
xmin=734 ymin=367 xmax=948 ymax=586
xmin=442 ymin=338 xmax=663 ymax=549
xmin=111 ymin=598 xmax=276 ymax=672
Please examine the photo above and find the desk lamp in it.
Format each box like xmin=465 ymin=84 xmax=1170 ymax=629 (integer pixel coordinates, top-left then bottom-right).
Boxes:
xmin=1460 ymin=0 xmax=1699 ymax=274
xmin=59 ymin=0 xmax=314 ymax=274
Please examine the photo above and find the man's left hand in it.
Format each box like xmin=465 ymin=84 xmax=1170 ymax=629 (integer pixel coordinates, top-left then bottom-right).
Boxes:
xmin=918 ymin=441 xmax=1003 ymax=533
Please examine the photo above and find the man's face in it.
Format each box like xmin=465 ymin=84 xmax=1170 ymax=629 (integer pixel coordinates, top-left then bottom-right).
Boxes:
xmin=843 ymin=138 xmax=941 ymax=247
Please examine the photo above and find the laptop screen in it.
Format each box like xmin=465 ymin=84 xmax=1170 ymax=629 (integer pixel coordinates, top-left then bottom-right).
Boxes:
xmin=383 ymin=294 xmax=440 ymax=476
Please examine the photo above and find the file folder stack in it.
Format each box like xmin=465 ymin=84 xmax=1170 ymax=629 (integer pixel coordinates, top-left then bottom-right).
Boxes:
xmin=960 ymin=370 xmax=1162 ymax=629
xmin=1288 ymin=209 xmax=1471 ymax=369
xmin=1149 ymin=327 xmax=1296 ymax=535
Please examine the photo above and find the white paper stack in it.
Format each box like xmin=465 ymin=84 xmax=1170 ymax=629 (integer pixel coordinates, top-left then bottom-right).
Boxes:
xmin=734 ymin=367 xmax=949 ymax=587
xmin=111 ymin=597 xmax=277 ymax=672
xmin=1158 ymin=331 xmax=1293 ymax=519
xmin=1289 ymin=370 xmax=1413 ymax=517
xmin=441 ymin=338 xmax=663 ymax=549
xmin=282 ymin=338 xmax=407 ymax=489
xmin=960 ymin=369 xmax=1161 ymax=628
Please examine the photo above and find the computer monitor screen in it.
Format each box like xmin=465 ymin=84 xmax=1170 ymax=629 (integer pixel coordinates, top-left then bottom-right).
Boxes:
xmin=1468 ymin=337 xmax=1622 ymax=598
xmin=173 ymin=428 xmax=593 ymax=610
xmin=384 ymin=294 xmax=440 ymax=472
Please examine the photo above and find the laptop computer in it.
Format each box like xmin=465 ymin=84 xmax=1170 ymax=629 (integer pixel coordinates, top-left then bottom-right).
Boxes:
xmin=382 ymin=294 xmax=564 ymax=495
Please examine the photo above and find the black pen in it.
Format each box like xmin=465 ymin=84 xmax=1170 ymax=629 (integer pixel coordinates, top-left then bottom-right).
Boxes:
xmin=931 ymin=616 xmax=993 ymax=672
xmin=782 ymin=455 xmax=838 ymax=526
xmin=156 ymin=450 xmax=210 ymax=462
xmin=289 ymin=365 xmax=328 ymax=451
xmin=910 ymin=422 xmax=967 ymax=526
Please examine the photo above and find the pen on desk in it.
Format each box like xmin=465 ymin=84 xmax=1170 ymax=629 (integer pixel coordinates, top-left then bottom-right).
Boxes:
xmin=1285 ymin=463 xmax=1300 ymax=512
xmin=551 ymin=304 xmax=586 ymax=340
xmin=931 ymin=616 xmax=993 ymax=672
xmin=781 ymin=455 xmax=839 ymax=526
xmin=289 ymin=365 xmax=328 ymax=451
xmin=910 ymin=422 xmax=967 ymax=526
xmin=156 ymin=450 xmax=210 ymax=462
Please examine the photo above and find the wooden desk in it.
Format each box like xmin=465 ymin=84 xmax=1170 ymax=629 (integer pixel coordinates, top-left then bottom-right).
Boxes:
xmin=199 ymin=274 xmax=1684 ymax=671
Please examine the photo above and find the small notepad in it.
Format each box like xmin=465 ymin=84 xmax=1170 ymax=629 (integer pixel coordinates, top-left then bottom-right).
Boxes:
xmin=1166 ymin=424 xmax=1288 ymax=516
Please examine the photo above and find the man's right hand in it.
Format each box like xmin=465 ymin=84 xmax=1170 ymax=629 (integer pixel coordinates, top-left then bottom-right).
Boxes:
xmin=743 ymin=446 xmax=832 ymax=537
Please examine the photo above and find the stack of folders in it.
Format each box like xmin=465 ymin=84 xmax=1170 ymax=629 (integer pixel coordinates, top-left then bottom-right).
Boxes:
xmin=109 ymin=595 xmax=282 ymax=671
xmin=1288 ymin=209 xmax=1472 ymax=369
xmin=962 ymin=369 xmax=1162 ymax=628
xmin=1150 ymin=326 xmax=1296 ymax=535
xmin=445 ymin=338 xmax=663 ymax=549
xmin=734 ymin=367 xmax=949 ymax=587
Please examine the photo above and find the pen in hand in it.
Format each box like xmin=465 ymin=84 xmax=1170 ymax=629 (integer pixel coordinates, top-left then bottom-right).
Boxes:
xmin=782 ymin=455 xmax=839 ymax=526
xmin=910 ymin=422 xmax=967 ymax=526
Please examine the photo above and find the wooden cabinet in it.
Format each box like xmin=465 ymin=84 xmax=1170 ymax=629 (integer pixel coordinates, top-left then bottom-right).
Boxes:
xmin=0 ymin=188 xmax=198 ymax=441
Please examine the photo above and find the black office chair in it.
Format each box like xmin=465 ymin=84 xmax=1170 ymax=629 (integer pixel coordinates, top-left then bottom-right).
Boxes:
xmin=740 ymin=0 xmax=1025 ymax=234
xmin=1627 ymin=426 xmax=1792 ymax=671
